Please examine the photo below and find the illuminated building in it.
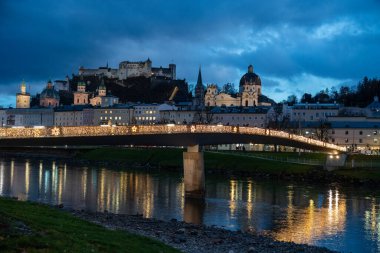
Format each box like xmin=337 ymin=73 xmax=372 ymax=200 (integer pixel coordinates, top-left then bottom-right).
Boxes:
xmin=89 ymin=79 xmax=119 ymax=107
xmin=73 ymin=78 xmax=89 ymax=105
xmin=6 ymin=108 xmax=54 ymax=126
xmin=133 ymin=103 xmax=177 ymax=125
xmin=39 ymin=80 xmax=60 ymax=107
xmin=204 ymin=65 xmax=270 ymax=107
xmin=92 ymin=105 xmax=134 ymax=126
xmin=16 ymin=80 xmax=30 ymax=109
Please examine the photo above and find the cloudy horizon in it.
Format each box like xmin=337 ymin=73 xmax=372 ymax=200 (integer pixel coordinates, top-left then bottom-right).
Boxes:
xmin=1 ymin=0 xmax=379 ymax=106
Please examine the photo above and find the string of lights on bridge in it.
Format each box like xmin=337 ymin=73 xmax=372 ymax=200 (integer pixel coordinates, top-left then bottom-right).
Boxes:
xmin=0 ymin=124 xmax=346 ymax=152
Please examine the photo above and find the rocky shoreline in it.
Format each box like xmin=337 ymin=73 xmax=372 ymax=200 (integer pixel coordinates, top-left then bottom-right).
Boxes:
xmin=69 ymin=209 xmax=338 ymax=253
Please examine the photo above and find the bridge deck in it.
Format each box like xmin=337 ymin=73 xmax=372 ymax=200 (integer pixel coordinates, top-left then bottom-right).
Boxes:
xmin=0 ymin=125 xmax=345 ymax=152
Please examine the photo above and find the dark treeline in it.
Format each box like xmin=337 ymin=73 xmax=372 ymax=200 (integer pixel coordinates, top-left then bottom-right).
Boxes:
xmin=288 ymin=77 xmax=380 ymax=107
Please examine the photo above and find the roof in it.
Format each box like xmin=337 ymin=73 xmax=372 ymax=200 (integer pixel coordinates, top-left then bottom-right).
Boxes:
xmin=41 ymin=85 xmax=59 ymax=100
xmin=330 ymin=121 xmax=380 ymax=129
xmin=291 ymin=103 xmax=340 ymax=110
xmin=54 ymin=105 xmax=92 ymax=112
xmin=239 ymin=72 xmax=261 ymax=86
xmin=366 ymin=97 xmax=380 ymax=110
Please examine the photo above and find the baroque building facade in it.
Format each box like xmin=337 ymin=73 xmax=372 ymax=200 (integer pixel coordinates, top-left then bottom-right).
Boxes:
xmin=204 ymin=65 xmax=262 ymax=107
xmin=73 ymin=78 xmax=90 ymax=105
xmin=39 ymin=80 xmax=60 ymax=107
xmin=89 ymin=79 xmax=119 ymax=107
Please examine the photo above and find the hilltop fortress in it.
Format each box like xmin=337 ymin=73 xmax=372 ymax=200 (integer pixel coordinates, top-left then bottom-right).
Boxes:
xmin=79 ymin=58 xmax=176 ymax=80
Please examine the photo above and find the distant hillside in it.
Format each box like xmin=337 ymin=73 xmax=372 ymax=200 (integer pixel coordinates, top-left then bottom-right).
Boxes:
xmin=70 ymin=75 xmax=192 ymax=104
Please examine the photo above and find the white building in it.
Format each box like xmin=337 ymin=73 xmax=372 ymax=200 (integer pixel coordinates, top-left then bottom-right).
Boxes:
xmin=54 ymin=77 xmax=70 ymax=92
xmin=134 ymin=103 xmax=177 ymax=125
xmin=92 ymin=106 xmax=134 ymax=126
xmin=327 ymin=116 xmax=380 ymax=151
xmin=210 ymin=106 xmax=272 ymax=127
xmin=0 ymin=110 xmax=6 ymax=127
xmin=54 ymin=106 xmax=87 ymax=126
xmin=6 ymin=108 xmax=54 ymax=127
xmin=284 ymin=103 xmax=341 ymax=124
xmin=160 ymin=110 xmax=196 ymax=124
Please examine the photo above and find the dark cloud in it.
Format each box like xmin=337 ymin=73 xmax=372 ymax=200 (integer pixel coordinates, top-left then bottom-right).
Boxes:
xmin=0 ymin=0 xmax=379 ymax=105
xmin=274 ymin=88 xmax=284 ymax=93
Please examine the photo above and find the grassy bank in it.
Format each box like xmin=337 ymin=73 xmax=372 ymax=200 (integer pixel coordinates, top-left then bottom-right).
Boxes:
xmin=0 ymin=198 xmax=179 ymax=253
xmin=77 ymin=147 xmax=320 ymax=174
xmin=76 ymin=147 xmax=380 ymax=182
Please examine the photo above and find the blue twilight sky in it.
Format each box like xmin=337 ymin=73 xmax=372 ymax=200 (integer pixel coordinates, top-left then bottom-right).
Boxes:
xmin=0 ymin=0 xmax=380 ymax=107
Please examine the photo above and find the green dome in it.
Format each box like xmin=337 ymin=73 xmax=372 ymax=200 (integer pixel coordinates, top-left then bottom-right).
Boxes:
xmin=99 ymin=78 xmax=106 ymax=89
xmin=41 ymin=83 xmax=60 ymax=99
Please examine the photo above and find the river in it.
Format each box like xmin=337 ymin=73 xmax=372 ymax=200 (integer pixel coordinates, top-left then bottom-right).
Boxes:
xmin=0 ymin=158 xmax=379 ymax=253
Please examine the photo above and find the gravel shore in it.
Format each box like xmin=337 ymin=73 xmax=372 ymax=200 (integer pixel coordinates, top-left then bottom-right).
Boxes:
xmin=70 ymin=209 xmax=338 ymax=253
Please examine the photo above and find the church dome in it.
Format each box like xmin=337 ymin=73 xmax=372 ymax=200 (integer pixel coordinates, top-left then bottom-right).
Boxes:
xmin=239 ymin=65 xmax=261 ymax=86
xmin=40 ymin=81 xmax=60 ymax=99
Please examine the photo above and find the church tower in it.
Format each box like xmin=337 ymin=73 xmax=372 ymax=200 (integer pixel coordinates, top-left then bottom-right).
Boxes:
xmin=73 ymin=77 xmax=89 ymax=105
xmin=194 ymin=66 xmax=205 ymax=109
xmin=98 ymin=78 xmax=106 ymax=97
xmin=16 ymin=80 xmax=30 ymax=108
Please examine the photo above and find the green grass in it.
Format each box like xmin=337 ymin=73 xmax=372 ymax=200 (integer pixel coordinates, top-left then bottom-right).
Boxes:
xmin=333 ymin=168 xmax=380 ymax=181
xmin=0 ymin=198 xmax=179 ymax=253
xmin=228 ymin=151 xmax=328 ymax=161
xmin=76 ymin=147 xmax=380 ymax=182
xmin=77 ymin=147 xmax=319 ymax=174
xmin=204 ymin=152 xmax=318 ymax=174
xmin=347 ymin=154 xmax=380 ymax=162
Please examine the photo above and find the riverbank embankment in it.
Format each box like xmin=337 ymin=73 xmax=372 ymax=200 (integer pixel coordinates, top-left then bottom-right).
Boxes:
xmin=0 ymin=197 xmax=337 ymax=253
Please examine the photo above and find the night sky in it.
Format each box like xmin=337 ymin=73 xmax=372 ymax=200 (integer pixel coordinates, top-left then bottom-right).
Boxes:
xmin=1 ymin=0 xmax=379 ymax=106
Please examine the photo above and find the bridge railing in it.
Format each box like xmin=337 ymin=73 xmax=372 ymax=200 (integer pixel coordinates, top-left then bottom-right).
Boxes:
xmin=0 ymin=124 xmax=345 ymax=151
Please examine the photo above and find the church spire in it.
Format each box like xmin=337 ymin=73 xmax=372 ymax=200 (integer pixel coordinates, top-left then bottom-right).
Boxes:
xmin=194 ymin=66 xmax=205 ymax=109
xmin=196 ymin=66 xmax=203 ymax=87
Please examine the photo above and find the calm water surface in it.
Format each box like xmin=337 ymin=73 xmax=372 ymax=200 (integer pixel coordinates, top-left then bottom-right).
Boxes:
xmin=0 ymin=158 xmax=379 ymax=253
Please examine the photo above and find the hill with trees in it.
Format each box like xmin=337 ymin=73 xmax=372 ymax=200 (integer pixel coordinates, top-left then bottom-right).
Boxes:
xmin=289 ymin=77 xmax=380 ymax=107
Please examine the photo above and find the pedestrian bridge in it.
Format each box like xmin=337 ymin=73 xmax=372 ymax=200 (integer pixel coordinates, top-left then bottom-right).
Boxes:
xmin=0 ymin=124 xmax=344 ymax=152
xmin=0 ymin=124 xmax=345 ymax=198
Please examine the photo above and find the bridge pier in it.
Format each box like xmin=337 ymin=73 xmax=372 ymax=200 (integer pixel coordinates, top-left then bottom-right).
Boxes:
xmin=325 ymin=153 xmax=347 ymax=171
xmin=183 ymin=145 xmax=205 ymax=198
xmin=184 ymin=198 xmax=205 ymax=224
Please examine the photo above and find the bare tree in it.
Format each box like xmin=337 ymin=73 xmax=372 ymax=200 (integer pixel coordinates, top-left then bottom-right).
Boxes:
xmin=314 ymin=121 xmax=331 ymax=141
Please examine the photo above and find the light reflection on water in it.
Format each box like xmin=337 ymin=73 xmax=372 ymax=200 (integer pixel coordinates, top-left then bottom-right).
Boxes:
xmin=0 ymin=159 xmax=380 ymax=252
